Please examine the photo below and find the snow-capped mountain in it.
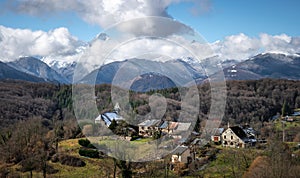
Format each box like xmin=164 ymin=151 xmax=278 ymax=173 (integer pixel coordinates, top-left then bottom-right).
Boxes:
xmin=42 ymin=59 xmax=77 ymax=83
xmin=181 ymin=56 xmax=239 ymax=76
xmin=2 ymin=51 xmax=300 ymax=89
xmin=79 ymin=58 xmax=206 ymax=91
xmin=219 ymin=53 xmax=300 ymax=80
xmin=8 ymin=57 xmax=69 ymax=83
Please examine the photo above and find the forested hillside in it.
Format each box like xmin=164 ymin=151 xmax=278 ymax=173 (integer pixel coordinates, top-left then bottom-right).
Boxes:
xmin=1 ymin=79 xmax=300 ymax=177
xmin=1 ymin=79 xmax=300 ymax=129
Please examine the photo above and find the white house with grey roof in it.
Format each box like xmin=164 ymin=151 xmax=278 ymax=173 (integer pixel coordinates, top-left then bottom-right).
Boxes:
xmin=171 ymin=146 xmax=191 ymax=164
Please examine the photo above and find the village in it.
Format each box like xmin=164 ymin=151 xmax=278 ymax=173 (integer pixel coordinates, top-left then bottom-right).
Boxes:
xmin=93 ymin=103 xmax=270 ymax=173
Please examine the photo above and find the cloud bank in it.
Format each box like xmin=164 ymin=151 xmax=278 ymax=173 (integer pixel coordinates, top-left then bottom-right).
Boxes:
xmin=1 ymin=0 xmax=213 ymax=37
xmin=2 ymin=0 xmax=210 ymax=28
xmin=212 ymin=33 xmax=300 ymax=60
xmin=0 ymin=1 xmax=299 ymax=63
xmin=0 ymin=25 xmax=299 ymax=64
xmin=0 ymin=26 xmax=84 ymax=62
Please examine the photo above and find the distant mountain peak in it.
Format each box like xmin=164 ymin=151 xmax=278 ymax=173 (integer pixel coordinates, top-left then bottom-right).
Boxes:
xmin=219 ymin=52 xmax=300 ymax=81
xmin=0 ymin=61 xmax=45 ymax=82
xmin=95 ymin=33 xmax=109 ymax=41
xmin=8 ymin=56 xmax=69 ymax=83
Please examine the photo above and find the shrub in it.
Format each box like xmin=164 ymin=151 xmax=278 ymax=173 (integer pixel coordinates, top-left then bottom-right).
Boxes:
xmin=59 ymin=155 xmax=86 ymax=167
xmin=79 ymin=148 xmax=100 ymax=158
xmin=87 ymin=143 xmax=97 ymax=149
xmin=78 ymin=139 xmax=91 ymax=147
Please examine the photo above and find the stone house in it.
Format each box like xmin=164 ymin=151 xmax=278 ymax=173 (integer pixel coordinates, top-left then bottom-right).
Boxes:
xmin=171 ymin=146 xmax=191 ymax=164
xmin=222 ymin=126 xmax=248 ymax=148
xmin=138 ymin=119 xmax=161 ymax=137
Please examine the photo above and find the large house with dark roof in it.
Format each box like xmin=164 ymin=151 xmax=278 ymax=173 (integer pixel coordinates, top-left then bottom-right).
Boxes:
xmin=222 ymin=126 xmax=250 ymax=148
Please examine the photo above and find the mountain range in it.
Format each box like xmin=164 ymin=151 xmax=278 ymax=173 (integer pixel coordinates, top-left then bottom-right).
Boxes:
xmin=0 ymin=61 xmax=45 ymax=82
xmin=222 ymin=53 xmax=300 ymax=80
xmin=8 ymin=57 xmax=69 ymax=83
xmin=1 ymin=52 xmax=300 ymax=91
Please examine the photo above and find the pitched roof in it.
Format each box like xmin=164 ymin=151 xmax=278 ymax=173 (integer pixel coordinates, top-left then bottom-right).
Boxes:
xmin=159 ymin=121 xmax=168 ymax=129
xmin=158 ymin=121 xmax=178 ymax=129
xmin=230 ymin=126 xmax=247 ymax=139
xmin=100 ymin=114 xmax=111 ymax=126
xmin=172 ymin=146 xmax=189 ymax=155
xmin=169 ymin=122 xmax=178 ymax=130
xmin=103 ymin=112 xmax=124 ymax=121
xmin=175 ymin=122 xmax=191 ymax=131
xmin=212 ymin=128 xmax=224 ymax=135
xmin=98 ymin=112 xmax=124 ymax=126
xmin=138 ymin=119 xmax=160 ymax=127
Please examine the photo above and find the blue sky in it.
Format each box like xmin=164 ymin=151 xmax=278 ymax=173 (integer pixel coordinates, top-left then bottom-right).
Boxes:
xmin=0 ymin=0 xmax=300 ymax=62
xmin=0 ymin=10 xmax=100 ymax=42
xmin=168 ymin=0 xmax=300 ymax=42
xmin=0 ymin=0 xmax=299 ymax=42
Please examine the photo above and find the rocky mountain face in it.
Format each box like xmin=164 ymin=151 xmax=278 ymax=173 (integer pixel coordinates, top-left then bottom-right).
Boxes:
xmin=79 ymin=58 xmax=207 ymax=91
xmin=222 ymin=53 xmax=300 ymax=80
xmin=0 ymin=61 xmax=45 ymax=82
xmin=8 ymin=57 xmax=69 ymax=83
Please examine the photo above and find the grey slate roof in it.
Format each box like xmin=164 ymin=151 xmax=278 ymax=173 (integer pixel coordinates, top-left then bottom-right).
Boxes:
xmin=172 ymin=146 xmax=189 ymax=155
xmin=159 ymin=121 xmax=168 ymax=129
xmin=138 ymin=119 xmax=161 ymax=127
xmin=212 ymin=128 xmax=224 ymax=135
xmin=175 ymin=122 xmax=191 ymax=131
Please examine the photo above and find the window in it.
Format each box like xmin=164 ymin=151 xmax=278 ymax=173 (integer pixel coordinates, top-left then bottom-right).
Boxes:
xmin=224 ymin=135 xmax=226 ymax=139
xmin=231 ymin=136 xmax=233 ymax=140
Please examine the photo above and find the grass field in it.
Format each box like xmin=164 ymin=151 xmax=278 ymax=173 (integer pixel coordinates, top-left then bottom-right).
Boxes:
xmin=197 ymin=147 xmax=260 ymax=178
xmin=274 ymin=116 xmax=300 ymax=131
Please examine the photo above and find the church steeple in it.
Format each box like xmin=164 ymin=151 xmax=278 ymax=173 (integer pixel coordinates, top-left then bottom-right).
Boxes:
xmin=114 ymin=102 xmax=120 ymax=114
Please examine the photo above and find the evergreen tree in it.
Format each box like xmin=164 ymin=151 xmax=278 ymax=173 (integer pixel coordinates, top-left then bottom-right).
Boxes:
xmin=281 ymin=100 xmax=290 ymax=117
xmin=109 ymin=119 xmax=118 ymax=131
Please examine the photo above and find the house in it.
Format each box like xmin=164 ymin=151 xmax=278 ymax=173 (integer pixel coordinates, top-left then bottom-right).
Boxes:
xmin=222 ymin=126 xmax=249 ymax=148
xmin=159 ymin=121 xmax=178 ymax=134
xmin=285 ymin=116 xmax=294 ymax=122
xmin=95 ymin=112 xmax=124 ymax=126
xmin=242 ymin=126 xmax=256 ymax=138
xmin=172 ymin=122 xmax=192 ymax=139
xmin=211 ymin=128 xmax=224 ymax=143
xmin=158 ymin=121 xmax=191 ymax=138
xmin=138 ymin=119 xmax=161 ymax=137
xmin=171 ymin=146 xmax=191 ymax=164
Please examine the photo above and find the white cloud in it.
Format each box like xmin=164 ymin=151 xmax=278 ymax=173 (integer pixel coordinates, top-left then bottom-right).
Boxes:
xmin=211 ymin=33 xmax=261 ymax=60
xmin=0 ymin=26 xmax=84 ymax=62
xmin=259 ymin=33 xmax=300 ymax=55
xmin=2 ymin=0 xmax=212 ymax=37
xmin=1 ymin=24 xmax=299 ymax=65
xmin=211 ymin=33 xmax=300 ymax=60
xmin=3 ymin=0 xmax=174 ymax=26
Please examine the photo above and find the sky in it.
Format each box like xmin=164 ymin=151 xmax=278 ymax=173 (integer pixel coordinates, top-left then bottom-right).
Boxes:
xmin=169 ymin=0 xmax=300 ymax=42
xmin=0 ymin=0 xmax=299 ymax=63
